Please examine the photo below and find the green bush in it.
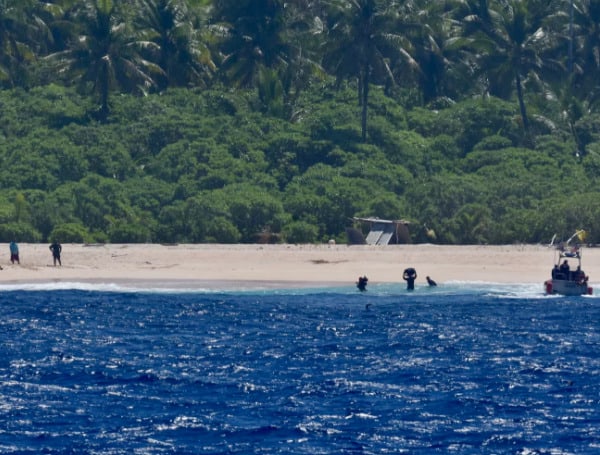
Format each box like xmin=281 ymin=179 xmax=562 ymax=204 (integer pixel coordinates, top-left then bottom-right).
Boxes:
xmin=49 ymin=223 xmax=92 ymax=243
xmin=0 ymin=72 xmax=598 ymax=245
xmin=473 ymin=135 xmax=513 ymax=151
xmin=109 ymin=222 xmax=151 ymax=243
xmin=282 ymin=221 xmax=319 ymax=243
xmin=205 ymin=217 xmax=241 ymax=243
xmin=0 ymin=223 xmax=42 ymax=242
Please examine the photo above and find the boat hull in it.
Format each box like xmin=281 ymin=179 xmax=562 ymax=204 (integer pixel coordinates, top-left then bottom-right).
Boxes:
xmin=545 ymin=279 xmax=592 ymax=296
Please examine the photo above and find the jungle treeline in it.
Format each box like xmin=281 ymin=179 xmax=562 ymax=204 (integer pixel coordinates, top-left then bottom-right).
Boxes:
xmin=1 ymin=0 xmax=600 ymax=245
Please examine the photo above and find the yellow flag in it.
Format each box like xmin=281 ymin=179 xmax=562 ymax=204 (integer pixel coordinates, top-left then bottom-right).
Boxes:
xmin=577 ymin=230 xmax=587 ymax=242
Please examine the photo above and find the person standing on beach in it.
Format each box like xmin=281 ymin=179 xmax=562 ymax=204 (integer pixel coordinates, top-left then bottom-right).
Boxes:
xmin=49 ymin=241 xmax=62 ymax=266
xmin=9 ymin=241 xmax=19 ymax=264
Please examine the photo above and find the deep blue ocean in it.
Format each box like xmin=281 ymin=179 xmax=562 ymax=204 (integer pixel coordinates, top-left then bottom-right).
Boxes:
xmin=1 ymin=281 xmax=599 ymax=454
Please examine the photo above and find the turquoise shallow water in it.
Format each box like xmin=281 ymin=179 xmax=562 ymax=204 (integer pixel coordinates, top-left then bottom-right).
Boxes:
xmin=0 ymin=283 xmax=599 ymax=454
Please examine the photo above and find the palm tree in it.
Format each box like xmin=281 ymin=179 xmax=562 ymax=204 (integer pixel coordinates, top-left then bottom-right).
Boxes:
xmin=278 ymin=0 xmax=324 ymax=103
xmin=455 ymin=0 xmax=561 ymax=134
xmin=0 ymin=0 xmax=50 ymax=88
xmin=134 ymin=0 xmax=215 ymax=90
xmin=35 ymin=0 xmax=83 ymax=54
xmin=45 ymin=0 xmax=160 ymax=121
xmin=212 ymin=0 xmax=320 ymax=119
xmin=398 ymin=0 xmax=466 ymax=104
xmin=568 ymin=0 xmax=600 ymax=107
xmin=212 ymin=0 xmax=291 ymax=88
xmin=541 ymin=0 xmax=600 ymax=155
xmin=321 ymin=0 xmax=418 ymax=142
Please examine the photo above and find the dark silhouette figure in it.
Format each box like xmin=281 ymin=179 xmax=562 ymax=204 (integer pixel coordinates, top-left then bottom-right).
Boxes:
xmin=575 ymin=266 xmax=587 ymax=284
xmin=9 ymin=241 xmax=19 ymax=264
xmin=426 ymin=276 xmax=437 ymax=286
xmin=356 ymin=275 xmax=368 ymax=291
xmin=403 ymin=267 xmax=417 ymax=291
xmin=559 ymin=260 xmax=570 ymax=279
xmin=49 ymin=241 xmax=62 ymax=266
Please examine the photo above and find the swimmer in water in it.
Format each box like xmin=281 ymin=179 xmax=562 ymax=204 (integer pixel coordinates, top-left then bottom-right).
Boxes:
xmin=403 ymin=267 xmax=417 ymax=291
xmin=356 ymin=275 xmax=368 ymax=292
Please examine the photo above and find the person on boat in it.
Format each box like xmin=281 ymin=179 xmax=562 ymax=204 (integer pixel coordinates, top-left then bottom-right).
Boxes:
xmin=426 ymin=276 xmax=437 ymax=286
xmin=575 ymin=266 xmax=587 ymax=284
xmin=403 ymin=267 xmax=417 ymax=291
xmin=551 ymin=264 xmax=559 ymax=279
xmin=559 ymin=260 xmax=570 ymax=279
xmin=356 ymin=275 xmax=368 ymax=292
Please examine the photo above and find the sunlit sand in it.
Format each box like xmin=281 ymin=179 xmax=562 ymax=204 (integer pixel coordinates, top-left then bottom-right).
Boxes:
xmin=1 ymin=243 xmax=593 ymax=290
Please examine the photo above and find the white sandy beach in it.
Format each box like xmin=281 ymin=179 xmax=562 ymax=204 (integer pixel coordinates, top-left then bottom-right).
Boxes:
xmin=0 ymin=243 xmax=595 ymax=289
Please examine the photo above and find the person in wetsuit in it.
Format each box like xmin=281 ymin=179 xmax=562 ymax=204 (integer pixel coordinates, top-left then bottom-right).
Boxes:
xmin=403 ymin=267 xmax=417 ymax=291
xmin=356 ymin=275 xmax=368 ymax=291
xmin=426 ymin=276 xmax=437 ymax=286
xmin=559 ymin=260 xmax=570 ymax=279
xmin=49 ymin=241 xmax=62 ymax=266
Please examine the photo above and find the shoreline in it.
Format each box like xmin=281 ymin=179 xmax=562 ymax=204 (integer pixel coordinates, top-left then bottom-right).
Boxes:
xmin=0 ymin=243 xmax=593 ymax=290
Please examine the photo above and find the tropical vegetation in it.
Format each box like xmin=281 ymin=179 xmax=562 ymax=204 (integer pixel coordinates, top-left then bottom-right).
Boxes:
xmin=1 ymin=0 xmax=600 ymax=245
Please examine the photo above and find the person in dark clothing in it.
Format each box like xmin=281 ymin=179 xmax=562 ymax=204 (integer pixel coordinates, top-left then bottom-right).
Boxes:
xmin=575 ymin=266 xmax=586 ymax=284
xmin=49 ymin=241 xmax=62 ymax=266
xmin=559 ymin=260 xmax=570 ymax=279
xmin=9 ymin=241 xmax=19 ymax=264
xmin=426 ymin=276 xmax=437 ymax=286
xmin=403 ymin=267 xmax=417 ymax=291
xmin=356 ymin=276 xmax=368 ymax=291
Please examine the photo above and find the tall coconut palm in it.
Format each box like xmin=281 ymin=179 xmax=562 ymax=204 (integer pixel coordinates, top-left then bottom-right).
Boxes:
xmin=0 ymin=0 xmax=51 ymax=87
xmin=45 ymin=0 xmax=160 ymax=121
xmin=322 ymin=0 xmax=418 ymax=142
xmin=455 ymin=0 xmax=561 ymax=133
xmin=212 ymin=0 xmax=320 ymax=119
xmin=568 ymin=0 xmax=600 ymax=107
xmin=278 ymin=0 xmax=324 ymax=100
xmin=212 ymin=0 xmax=291 ymax=88
xmin=398 ymin=0 xmax=467 ymax=104
xmin=36 ymin=0 xmax=84 ymax=54
xmin=135 ymin=0 xmax=216 ymax=90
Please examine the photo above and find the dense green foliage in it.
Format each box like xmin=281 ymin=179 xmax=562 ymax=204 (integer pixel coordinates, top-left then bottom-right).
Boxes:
xmin=0 ymin=0 xmax=600 ymax=244
xmin=1 ymin=83 xmax=598 ymax=245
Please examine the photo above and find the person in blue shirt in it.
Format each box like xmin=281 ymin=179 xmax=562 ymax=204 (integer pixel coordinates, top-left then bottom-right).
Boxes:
xmin=9 ymin=241 xmax=19 ymax=264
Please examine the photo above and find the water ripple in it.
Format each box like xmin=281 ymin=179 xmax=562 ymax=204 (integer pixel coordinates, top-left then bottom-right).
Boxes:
xmin=0 ymin=289 xmax=599 ymax=453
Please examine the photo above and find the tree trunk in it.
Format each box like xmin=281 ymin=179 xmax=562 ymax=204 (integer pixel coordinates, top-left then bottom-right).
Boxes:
xmin=361 ymin=66 xmax=369 ymax=142
xmin=98 ymin=60 xmax=110 ymax=122
xmin=515 ymin=72 xmax=529 ymax=132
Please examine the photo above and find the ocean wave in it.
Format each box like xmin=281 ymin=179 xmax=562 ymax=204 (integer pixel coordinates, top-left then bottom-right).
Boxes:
xmin=0 ymin=279 xmax=598 ymax=300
